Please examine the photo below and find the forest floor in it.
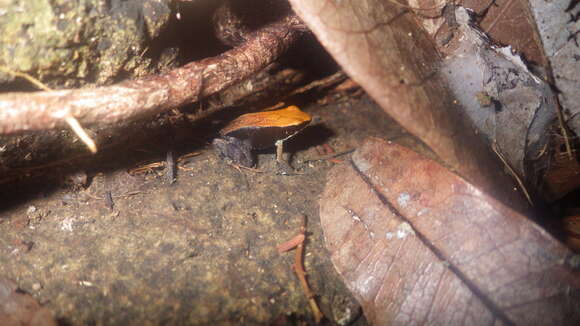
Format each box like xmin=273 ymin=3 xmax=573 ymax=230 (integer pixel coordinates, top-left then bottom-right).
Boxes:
xmin=0 ymin=97 xmax=425 ymax=325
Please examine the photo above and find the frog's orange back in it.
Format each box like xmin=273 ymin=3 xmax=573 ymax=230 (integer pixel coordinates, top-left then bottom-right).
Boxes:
xmin=220 ymin=106 xmax=311 ymax=136
xmin=220 ymin=106 xmax=312 ymax=149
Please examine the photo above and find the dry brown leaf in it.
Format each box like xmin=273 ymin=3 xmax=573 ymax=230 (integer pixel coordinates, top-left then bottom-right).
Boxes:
xmin=320 ymin=137 xmax=580 ymax=325
xmin=462 ymin=0 xmax=547 ymax=66
xmin=288 ymin=0 xmax=528 ymax=210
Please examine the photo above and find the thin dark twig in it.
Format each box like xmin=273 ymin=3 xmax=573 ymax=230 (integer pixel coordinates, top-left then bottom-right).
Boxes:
xmin=286 ymin=71 xmax=347 ymax=97
xmin=166 ymin=150 xmax=176 ymax=184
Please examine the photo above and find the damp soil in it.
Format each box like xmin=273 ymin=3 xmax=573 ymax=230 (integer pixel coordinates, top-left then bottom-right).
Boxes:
xmin=0 ymin=98 xmax=420 ymax=325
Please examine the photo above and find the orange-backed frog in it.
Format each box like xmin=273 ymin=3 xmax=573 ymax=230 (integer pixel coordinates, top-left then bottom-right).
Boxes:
xmin=213 ymin=106 xmax=312 ymax=170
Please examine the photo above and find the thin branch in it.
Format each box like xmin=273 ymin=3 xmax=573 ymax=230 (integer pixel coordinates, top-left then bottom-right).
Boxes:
xmin=0 ymin=67 xmax=100 ymax=153
xmin=292 ymin=216 xmax=324 ymax=324
xmin=491 ymin=141 xmax=533 ymax=206
xmin=0 ymin=66 xmax=52 ymax=91
xmin=555 ymin=101 xmax=574 ymax=159
xmin=286 ymin=71 xmax=347 ymax=97
xmin=277 ymin=233 xmax=305 ymax=253
xmin=0 ymin=16 xmax=303 ymax=134
xmin=64 ymin=116 xmax=97 ymax=153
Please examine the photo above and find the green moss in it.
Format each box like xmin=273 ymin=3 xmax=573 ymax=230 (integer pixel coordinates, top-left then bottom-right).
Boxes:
xmin=0 ymin=0 xmax=172 ymax=87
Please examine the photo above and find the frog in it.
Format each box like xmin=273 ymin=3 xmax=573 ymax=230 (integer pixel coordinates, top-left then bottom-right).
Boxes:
xmin=212 ymin=105 xmax=312 ymax=171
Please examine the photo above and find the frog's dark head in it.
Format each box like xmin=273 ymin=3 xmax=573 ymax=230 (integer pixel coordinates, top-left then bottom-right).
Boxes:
xmin=213 ymin=106 xmax=312 ymax=167
xmin=212 ymin=136 xmax=254 ymax=167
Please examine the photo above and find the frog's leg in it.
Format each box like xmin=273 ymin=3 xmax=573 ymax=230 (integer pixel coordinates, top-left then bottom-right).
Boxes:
xmin=275 ymin=140 xmax=284 ymax=163
xmin=275 ymin=140 xmax=297 ymax=175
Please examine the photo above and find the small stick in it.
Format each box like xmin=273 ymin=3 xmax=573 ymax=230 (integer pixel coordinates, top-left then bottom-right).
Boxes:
xmin=262 ymin=102 xmax=287 ymax=112
xmin=287 ymin=71 xmax=347 ymax=97
xmin=555 ymin=106 xmax=574 ymax=160
xmin=291 ymin=216 xmax=324 ymax=324
xmin=533 ymin=142 xmax=549 ymax=160
xmin=0 ymin=65 xmax=52 ymax=91
xmin=177 ymin=152 xmax=202 ymax=171
xmin=277 ymin=233 xmax=305 ymax=253
xmin=166 ymin=150 xmax=176 ymax=184
xmin=275 ymin=140 xmax=284 ymax=163
xmin=117 ymin=190 xmax=144 ymax=198
xmin=226 ymin=162 xmax=264 ymax=173
xmin=322 ymin=143 xmax=335 ymax=155
xmin=176 ymin=151 xmax=201 ymax=162
xmin=104 ymin=191 xmax=114 ymax=210
xmin=64 ymin=115 xmax=98 ymax=154
xmin=128 ymin=161 xmax=165 ymax=175
xmin=491 ymin=142 xmax=533 ymax=206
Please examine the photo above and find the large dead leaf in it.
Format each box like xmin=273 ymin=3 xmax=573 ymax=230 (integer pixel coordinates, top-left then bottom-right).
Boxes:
xmin=288 ymin=0 xmax=527 ymax=209
xmin=411 ymin=0 xmax=580 ymax=202
xmin=410 ymin=0 xmax=547 ymax=67
xmin=320 ymin=137 xmax=580 ymax=325
xmin=437 ymin=7 xmax=556 ymax=189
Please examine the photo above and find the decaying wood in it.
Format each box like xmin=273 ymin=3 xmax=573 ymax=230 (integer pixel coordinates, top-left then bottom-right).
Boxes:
xmin=0 ymin=16 xmax=304 ymax=135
